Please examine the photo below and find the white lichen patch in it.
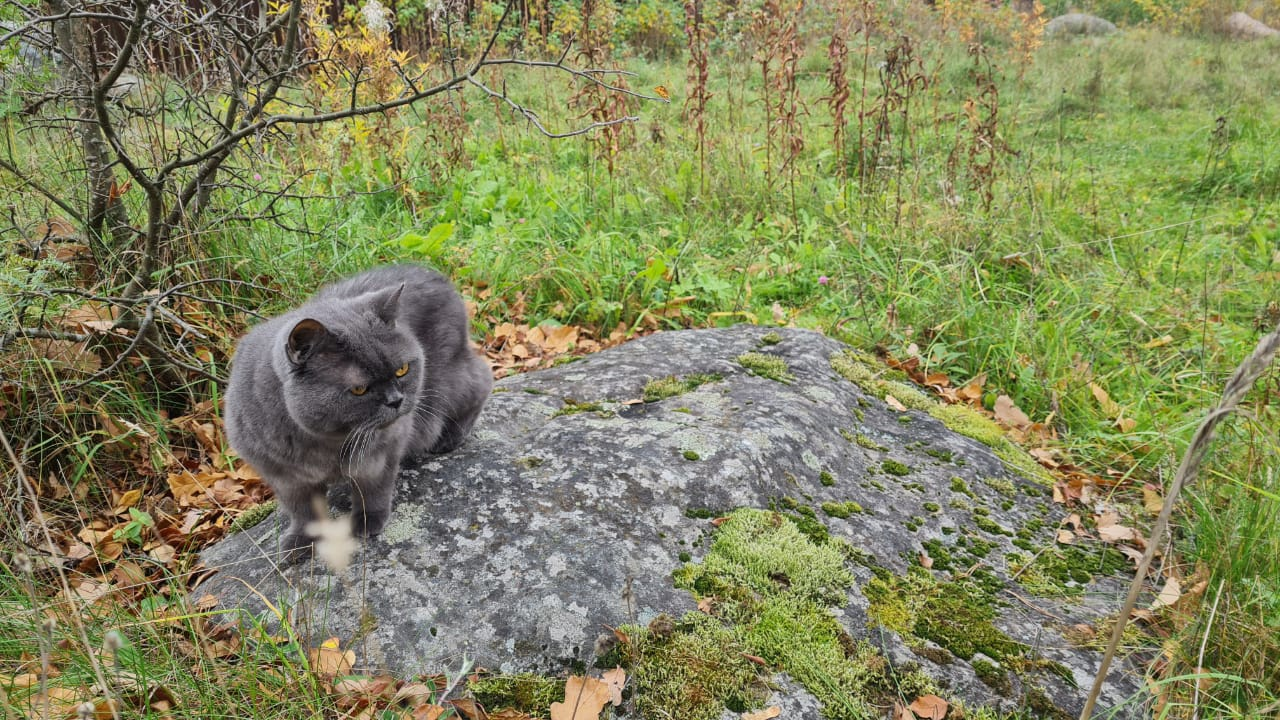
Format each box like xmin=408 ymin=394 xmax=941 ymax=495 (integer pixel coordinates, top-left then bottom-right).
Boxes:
xmin=381 ymin=503 xmax=426 ymax=545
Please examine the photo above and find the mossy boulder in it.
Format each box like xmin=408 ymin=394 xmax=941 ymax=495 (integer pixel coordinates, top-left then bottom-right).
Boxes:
xmin=200 ymin=327 xmax=1144 ymax=718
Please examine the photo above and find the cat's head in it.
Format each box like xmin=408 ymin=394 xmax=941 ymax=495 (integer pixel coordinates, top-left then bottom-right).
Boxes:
xmin=278 ymin=284 xmax=424 ymax=436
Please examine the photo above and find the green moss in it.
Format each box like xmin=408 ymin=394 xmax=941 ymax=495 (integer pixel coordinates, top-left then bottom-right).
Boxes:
xmin=673 ymin=510 xmax=892 ymax=719
xmin=469 ymin=674 xmax=565 ymax=715
xmin=736 ymin=352 xmax=795 ymax=383
xmin=679 ymin=551 xmax=692 ymax=563
xmin=897 ymin=414 xmax=913 ymax=424
xmin=759 ymin=331 xmax=783 ymax=346
xmin=910 ymin=644 xmax=954 ymax=666
xmin=928 ymin=404 xmax=1055 ymax=485
xmin=949 ymin=476 xmax=972 ymax=495
xmin=855 ymin=434 xmax=886 ymax=451
xmin=971 ymin=659 xmax=1012 ymax=695
xmin=229 ymin=500 xmax=277 ymax=533
xmin=516 ymin=456 xmax=544 ymax=469
xmin=683 ymin=449 xmax=702 ymax=461
xmin=1010 ymin=545 xmax=1131 ymax=597
xmin=552 ymin=399 xmax=614 ymax=417
xmin=924 ymin=448 xmax=954 ymax=462
xmin=644 ymin=373 xmax=723 ymax=402
xmin=819 ymin=470 xmax=836 ymax=487
xmin=881 ymin=460 xmax=911 ymax=476
xmin=922 ymin=502 xmax=941 ymax=513
xmin=981 ymin=476 xmax=1018 ymax=498
xmin=973 ymin=516 xmax=1014 ymax=537
xmin=821 ymin=501 xmax=864 ymax=519
xmin=828 ymin=352 xmax=934 ymax=412
xmin=685 ymin=507 xmax=718 ymax=520
xmin=626 ymin=613 xmax=770 ymax=720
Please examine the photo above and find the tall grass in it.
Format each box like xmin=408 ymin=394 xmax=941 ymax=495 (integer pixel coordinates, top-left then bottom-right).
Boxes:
xmin=3 ymin=2 xmax=1279 ymax=715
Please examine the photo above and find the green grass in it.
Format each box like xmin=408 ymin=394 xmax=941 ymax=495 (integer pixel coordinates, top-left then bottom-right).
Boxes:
xmin=3 ymin=3 xmax=1280 ymax=716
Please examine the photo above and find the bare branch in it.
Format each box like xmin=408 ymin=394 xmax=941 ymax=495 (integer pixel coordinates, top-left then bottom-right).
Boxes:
xmin=0 ymin=158 xmax=85 ymax=224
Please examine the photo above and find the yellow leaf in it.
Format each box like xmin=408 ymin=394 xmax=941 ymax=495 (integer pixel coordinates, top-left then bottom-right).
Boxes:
xmin=1142 ymin=334 xmax=1173 ymax=349
xmin=653 ymin=85 xmax=670 ymax=100
xmin=1142 ymin=486 xmax=1164 ymax=515
xmin=885 ymin=394 xmax=908 ymax=412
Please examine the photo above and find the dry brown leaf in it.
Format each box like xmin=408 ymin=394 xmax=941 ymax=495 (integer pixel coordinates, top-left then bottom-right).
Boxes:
xmin=919 ymin=551 xmax=934 ymax=568
xmin=907 ymin=694 xmax=948 ymax=720
xmin=1115 ymin=416 xmax=1137 ymax=433
xmin=550 ymin=675 xmax=611 ymax=720
xmin=1089 ymin=382 xmax=1122 ymax=417
xmin=600 ymin=667 xmax=625 ymax=706
xmin=893 ymin=700 xmax=916 ymax=720
xmin=742 ymin=707 xmax=782 ymax=720
xmin=1142 ymin=485 xmax=1164 ymax=515
xmin=1056 ymin=529 xmax=1075 ymax=544
xmin=993 ymin=395 xmax=1031 ymax=430
xmin=1096 ymin=511 xmax=1136 ymax=543
xmin=1151 ymin=577 xmax=1182 ymax=610
xmin=449 ymin=697 xmax=488 ymax=720
xmin=307 ymin=637 xmax=355 ymax=677
xmin=885 ymin=394 xmax=908 ymax=412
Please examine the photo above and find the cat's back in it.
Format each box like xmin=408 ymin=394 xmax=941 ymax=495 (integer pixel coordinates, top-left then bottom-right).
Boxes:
xmin=316 ymin=264 xmax=457 ymax=309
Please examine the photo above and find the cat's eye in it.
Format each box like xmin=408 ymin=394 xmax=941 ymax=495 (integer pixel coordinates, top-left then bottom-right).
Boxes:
xmin=350 ymin=386 xmax=367 ymax=396
xmin=395 ymin=363 xmax=409 ymax=378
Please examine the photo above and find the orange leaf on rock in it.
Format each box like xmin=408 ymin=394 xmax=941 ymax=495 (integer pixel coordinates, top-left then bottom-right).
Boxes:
xmin=907 ymin=694 xmax=949 ymax=720
xmin=885 ymin=394 xmax=908 ymax=412
xmin=550 ymin=675 xmax=612 ymax=720
xmin=600 ymin=668 xmax=625 ymax=706
xmin=1096 ymin=511 xmax=1136 ymax=543
xmin=742 ymin=707 xmax=781 ymax=720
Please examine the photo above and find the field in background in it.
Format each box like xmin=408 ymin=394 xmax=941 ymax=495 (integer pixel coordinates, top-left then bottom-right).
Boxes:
xmin=3 ymin=0 xmax=1279 ymax=716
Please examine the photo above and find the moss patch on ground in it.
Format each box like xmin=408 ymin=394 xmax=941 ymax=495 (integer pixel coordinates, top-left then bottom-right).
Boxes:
xmin=228 ymin=500 xmax=276 ymax=533
xmin=1007 ymin=544 xmax=1130 ymax=597
xmin=469 ymin=673 xmax=565 ymax=716
xmin=736 ymin=352 xmax=795 ymax=384
xmin=643 ymin=373 xmax=723 ymax=402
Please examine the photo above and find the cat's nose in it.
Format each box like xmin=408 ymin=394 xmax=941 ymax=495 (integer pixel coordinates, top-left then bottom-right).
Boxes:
xmin=384 ymin=390 xmax=404 ymax=410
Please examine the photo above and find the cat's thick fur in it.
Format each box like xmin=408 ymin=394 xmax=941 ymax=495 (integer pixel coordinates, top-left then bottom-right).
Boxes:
xmin=224 ymin=265 xmax=492 ymax=559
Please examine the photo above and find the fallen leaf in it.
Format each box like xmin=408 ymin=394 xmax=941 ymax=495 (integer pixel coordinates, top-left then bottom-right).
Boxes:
xmin=1056 ymin=529 xmax=1075 ymax=544
xmin=1115 ymin=416 xmax=1137 ymax=433
xmin=1089 ymin=382 xmax=1122 ymax=417
xmin=488 ymin=710 xmax=531 ymax=720
xmin=907 ymin=694 xmax=949 ymax=720
xmin=549 ymin=675 xmax=611 ymax=720
xmin=600 ymin=667 xmax=625 ymax=706
xmin=919 ymin=551 xmax=934 ymax=568
xmin=1096 ymin=510 xmax=1136 ymax=543
xmin=449 ymin=698 xmax=489 ymax=720
xmin=307 ymin=637 xmax=355 ymax=677
xmin=893 ymin=700 xmax=916 ymax=720
xmin=1142 ymin=335 xmax=1173 ymax=349
xmin=1151 ymin=577 xmax=1182 ymax=610
xmin=885 ymin=394 xmax=908 ymax=412
xmin=1142 ymin=485 xmax=1164 ymax=515
xmin=993 ymin=395 xmax=1031 ymax=430
xmin=743 ymin=707 xmax=782 ymax=720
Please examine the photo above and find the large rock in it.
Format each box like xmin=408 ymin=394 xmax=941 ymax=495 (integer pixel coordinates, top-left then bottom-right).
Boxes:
xmin=200 ymin=327 xmax=1147 ymax=717
xmin=1044 ymin=13 xmax=1119 ymax=38
xmin=1223 ymin=11 xmax=1279 ymax=39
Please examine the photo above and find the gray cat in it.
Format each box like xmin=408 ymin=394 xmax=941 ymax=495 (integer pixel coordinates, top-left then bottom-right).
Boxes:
xmin=224 ymin=265 xmax=492 ymax=561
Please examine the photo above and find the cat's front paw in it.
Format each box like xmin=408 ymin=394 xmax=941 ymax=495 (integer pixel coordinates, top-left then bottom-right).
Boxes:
xmin=280 ymin=532 xmax=315 ymax=564
xmin=351 ymin=510 xmax=388 ymax=538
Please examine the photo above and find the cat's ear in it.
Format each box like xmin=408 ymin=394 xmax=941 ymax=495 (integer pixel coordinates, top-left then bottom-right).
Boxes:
xmin=286 ymin=318 xmax=329 ymax=365
xmin=370 ymin=283 xmax=404 ymax=326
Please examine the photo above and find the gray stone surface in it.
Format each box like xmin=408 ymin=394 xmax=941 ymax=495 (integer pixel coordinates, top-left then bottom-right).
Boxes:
xmin=1224 ymin=11 xmax=1279 ymax=39
xmin=200 ymin=327 xmax=1148 ymax=717
xmin=1044 ymin=13 xmax=1120 ymax=38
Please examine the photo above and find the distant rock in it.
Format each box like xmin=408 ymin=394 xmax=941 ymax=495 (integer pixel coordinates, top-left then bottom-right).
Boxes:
xmin=1223 ymin=11 xmax=1279 ymax=39
xmin=1044 ymin=13 xmax=1120 ymax=38
xmin=200 ymin=327 xmax=1148 ymax=718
